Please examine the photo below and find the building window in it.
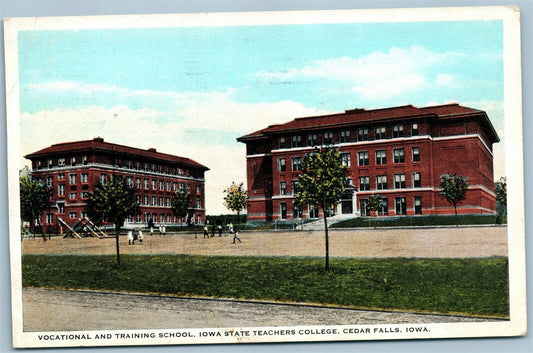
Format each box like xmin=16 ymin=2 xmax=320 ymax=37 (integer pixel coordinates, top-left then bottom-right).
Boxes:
xmin=413 ymin=172 xmax=421 ymax=188
xmin=292 ymin=157 xmax=303 ymax=171
xmin=46 ymin=213 xmax=53 ymax=224
xmin=293 ymin=204 xmax=302 ymax=219
xmin=166 ymin=181 xmax=171 ymax=191
xmin=378 ymin=198 xmax=388 ymax=216
xmin=323 ymin=132 xmax=334 ymax=145
xmin=393 ymin=148 xmax=405 ymax=163
xmin=358 ymin=151 xmax=369 ymax=166
xmin=47 ymin=159 xmax=53 ymax=168
xmin=341 ymin=152 xmax=351 ymax=167
xmin=81 ymin=173 xmax=88 ymax=183
xmin=136 ymin=178 xmax=141 ymax=189
xmin=395 ymin=197 xmax=407 ymax=215
xmin=280 ymin=202 xmax=287 ymax=219
xmin=307 ymin=134 xmax=317 ymax=146
xmin=46 ymin=175 xmax=53 ymax=187
xmin=68 ymin=192 xmax=76 ymax=200
xmin=57 ymin=202 xmax=65 ymax=213
xmin=279 ymin=137 xmax=286 ymax=149
xmin=70 ymin=157 xmax=76 ymax=166
xmin=340 ymin=130 xmax=350 ymax=143
xmin=280 ymin=181 xmax=287 ymax=195
xmin=69 ymin=174 xmax=76 ymax=184
xmin=143 ymin=195 xmax=148 ymax=206
xmin=292 ymin=180 xmax=299 ymax=195
xmin=58 ymin=173 xmax=65 ymax=180
xmin=100 ymin=174 xmax=106 ymax=184
xmin=166 ymin=197 xmax=171 ymax=207
xmin=58 ymin=158 xmax=65 ymax=166
xmin=376 ymin=175 xmax=388 ymax=190
xmin=359 ymin=199 xmax=369 ymax=216
xmin=196 ymin=185 xmax=201 ymax=194
xmin=196 ymin=197 xmax=201 ymax=208
xmin=58 ymin=184 xmax=65 ymax=196
xmin=124 ymin=159 xmax=131 ymax=169
xmin=291 ymin=135 xmax=302 ymax=148
xmin=159 ymin=180 xmax=164 ymax=190
xmin=69 ymin=211 xmax=77 ymax=219
xmin=356 ymin=127 xmax=368 ymax=141
xmin=411 ymin=123 xmax=419 ymax=136
xmin=394 ymin=174 xmax=406 ymax=189
xmin=143 ymin=179 xmax=148 ymax=189
xmin=277 ymin=158 xmax=286 ymax=172
xmin=151 ymin=180 xmax=156 ymax=190
xmin=159 ymin=197 xmax=164 ymax=207
xmin=359 ymin=176 xmax=370 ymax=191
xmin=374 ymin=126 xmax=386 ymax=139
xmin=81 ymin=192 xmax=89 ymax=199
xmin=151 ymin=196 xmax=156 ymax=207
xmin=414 ymin=196 xmax=422 ymax=214
xmin=393 ymin=124 xmax=403 ymax=138
xmin=376 ymin=150 xmax=387 ymax=165
xmin=412 ymin=147 xmax=420 ymax=162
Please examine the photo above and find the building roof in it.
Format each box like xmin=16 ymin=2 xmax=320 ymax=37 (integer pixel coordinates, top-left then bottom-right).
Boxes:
xmin=25 ymin=137 xmax=209 ymax=171
xmin=237 ymin=103 xmax=499 ymax=143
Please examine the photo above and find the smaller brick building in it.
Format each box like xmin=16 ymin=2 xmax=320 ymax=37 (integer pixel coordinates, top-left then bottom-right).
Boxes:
xmin=238 ymin=103 xmax=499 ymax=222
xmin=25 ymin=137 xmax=209 ymax=232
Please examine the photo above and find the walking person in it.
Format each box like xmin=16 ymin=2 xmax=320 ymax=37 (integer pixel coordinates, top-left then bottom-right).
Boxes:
xmin=232 ymin=229 xmax=242 ymax=244
xmin=127 ymin=230 xmax=134 ymax=245
xmin=138 ymin=229 xmax=143 ymax=244
xmin=203 ymin=225 xmax=209 ymax=239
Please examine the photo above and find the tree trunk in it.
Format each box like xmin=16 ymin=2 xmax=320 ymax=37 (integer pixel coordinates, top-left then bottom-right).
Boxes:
xmin=115 ymin=226 xmax=121 ymax=266
xmin=323 ymin=206 xmax=330 ymax=273
xmin=37 ymin=218 xmax=46 ymax=242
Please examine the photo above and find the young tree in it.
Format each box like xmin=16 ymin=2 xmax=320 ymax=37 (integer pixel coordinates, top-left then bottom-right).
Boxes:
xmin=440 ymin=174 xmax=469 ymax=217
xmin=367 ymin=194 xmax=383 ymax=216
xmin=223 ymin=182 xmax=247 ymax=224
xmin=294 ymin=146 xmax=348 ymax=272
xmin=495 ymin=176 xmax=507 ymax=208
xmin=171 ymin=190 xmax=191 ymax=226
xmin=87 ymin=176 xmax=139 ymax=265
xmin=20 ymin=176 xmax=50 ymax=241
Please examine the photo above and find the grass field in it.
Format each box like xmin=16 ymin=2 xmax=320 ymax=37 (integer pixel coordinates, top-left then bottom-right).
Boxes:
xmin=22 ymin=254 xmax=509 ymax=318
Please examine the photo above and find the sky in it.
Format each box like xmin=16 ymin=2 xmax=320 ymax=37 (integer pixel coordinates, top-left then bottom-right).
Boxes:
xmin=17 ymin=18 xmax=505 ymax=214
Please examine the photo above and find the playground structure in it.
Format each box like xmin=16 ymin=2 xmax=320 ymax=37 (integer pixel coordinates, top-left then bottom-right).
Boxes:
xmin=57 ymin=217 xmax=110 ymax=239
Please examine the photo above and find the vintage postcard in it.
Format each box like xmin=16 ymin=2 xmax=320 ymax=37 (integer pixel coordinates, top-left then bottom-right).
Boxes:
xmin=4 ymin=6 xmax=525 ymax=348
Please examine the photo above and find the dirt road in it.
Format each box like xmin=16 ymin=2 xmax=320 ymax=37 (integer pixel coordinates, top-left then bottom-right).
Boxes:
xmin=23 ymin=288 xmax=500 ymax=332
xmin=22 ymin=226 xmax=508 ymax=258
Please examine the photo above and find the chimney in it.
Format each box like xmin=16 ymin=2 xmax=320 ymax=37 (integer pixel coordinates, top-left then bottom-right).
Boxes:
xmin=147 ymin=148 xmax=157 ymax=152
xmin=93 ymin=137 xmax=104 ymax=142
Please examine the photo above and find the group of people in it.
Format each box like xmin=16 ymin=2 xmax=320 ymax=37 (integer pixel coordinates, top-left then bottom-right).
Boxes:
xmin=127 ymin=228 xmax=144 ymax=245
xmin=203 ymin=222 xmax=241 ymax=243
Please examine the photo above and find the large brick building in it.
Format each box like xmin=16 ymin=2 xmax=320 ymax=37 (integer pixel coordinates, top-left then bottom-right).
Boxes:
xmin=237 ymin=103 xmax=499 ymax=222
xmin=25 ymin=137 xmax=208 ymax=232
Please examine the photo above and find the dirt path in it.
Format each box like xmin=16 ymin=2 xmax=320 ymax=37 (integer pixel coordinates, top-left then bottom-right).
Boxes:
xmin=23 ymin=288 xmax=500 ymax=332
xmin=22 ymin=226 xmax=508 ymax=258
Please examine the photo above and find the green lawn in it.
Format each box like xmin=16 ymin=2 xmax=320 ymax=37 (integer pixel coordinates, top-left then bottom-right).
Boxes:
xmin=22 ymin=254 xmax=509 ymax=318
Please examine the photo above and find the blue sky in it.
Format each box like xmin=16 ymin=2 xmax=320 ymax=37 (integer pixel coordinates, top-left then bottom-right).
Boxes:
xmin=17 ymin=19 xmax=505 ymax=214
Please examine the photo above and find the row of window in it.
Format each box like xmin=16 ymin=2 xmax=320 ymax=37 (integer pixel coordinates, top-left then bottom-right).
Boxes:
xmin=276 ymin=147 xmax=420 ymax=173
xmin=277 ymin=123 xmax=420 ymax=149
xmin=359 ymin=196 xmax=423 ymax=216
xmin=276 ymin=195 xmax=422 ymax=219
xmin=278 ymin=171 xmax=421 ymax=196
xmin=37 ymin=156 xmax=195 ymax=178
xmin=135 ymin=195 xmax=202 ymax=209
xmin=359 ymin=172 xmax=422 ymax=191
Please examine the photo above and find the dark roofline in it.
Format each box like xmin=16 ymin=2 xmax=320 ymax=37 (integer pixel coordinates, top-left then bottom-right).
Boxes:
xmin=25 ymin=138 xmax=209 ymax=171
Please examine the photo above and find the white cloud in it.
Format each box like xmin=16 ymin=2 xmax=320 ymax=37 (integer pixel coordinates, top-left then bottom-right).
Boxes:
xmin=258 ymin=45 xmax=466 ymax=99
xmin=436 ymin=74 xmax=458 ymax=88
